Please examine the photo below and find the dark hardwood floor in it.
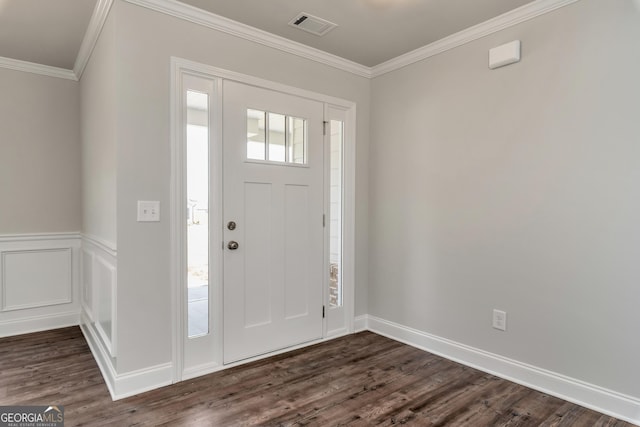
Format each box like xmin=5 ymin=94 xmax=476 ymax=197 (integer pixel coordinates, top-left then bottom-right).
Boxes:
xmin=0 ymin=327 xmax=634 ymax=426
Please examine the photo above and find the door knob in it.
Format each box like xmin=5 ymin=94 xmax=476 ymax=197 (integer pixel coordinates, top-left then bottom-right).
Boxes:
xmin=227 ymin=241 xmax=239 ymax=250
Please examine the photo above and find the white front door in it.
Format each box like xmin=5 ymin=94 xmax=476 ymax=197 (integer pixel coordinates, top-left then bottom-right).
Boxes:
xmin=222 ymin=81 xmax=325 ymax=363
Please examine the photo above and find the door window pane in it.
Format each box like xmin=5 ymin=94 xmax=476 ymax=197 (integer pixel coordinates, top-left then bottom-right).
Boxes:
xmin=247 ymin=109 xmax=266 ymax=160
xmin=268 ymin=113 xmax=286 ymax=162
xmin=246 ymin=109 xmax=306 ymax=165
xmin=187 ymin=90 xmax=210 ymax=337
xmin=329 ymin=120 xmax=343 ymax=307
xmin=288 ymin=116 xmax=306 ymax=165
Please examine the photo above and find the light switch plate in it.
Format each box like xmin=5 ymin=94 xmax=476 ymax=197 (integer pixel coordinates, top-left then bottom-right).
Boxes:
xmin=137 ymin=201 xmax=160 ymax=222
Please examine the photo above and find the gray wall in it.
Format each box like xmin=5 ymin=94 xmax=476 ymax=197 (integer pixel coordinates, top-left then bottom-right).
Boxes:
xmin=0 ymin=68 xmax=81 ymax=234
xmin=80 ymin=9 xmax=118 ymax=248
xmin=369 ymin=0 xmax=640 ymax=398
xmin=109 ymin=0 xmax=370 ymax=373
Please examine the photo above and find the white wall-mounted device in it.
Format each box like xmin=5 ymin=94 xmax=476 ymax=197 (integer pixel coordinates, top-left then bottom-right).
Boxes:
xmin=137 ymin=200 xmax=160 ymax=222
xmin=489 ymin=40 xmax=521 ymax=69
xmin=492 ymin=309 xmax=507 ymax=331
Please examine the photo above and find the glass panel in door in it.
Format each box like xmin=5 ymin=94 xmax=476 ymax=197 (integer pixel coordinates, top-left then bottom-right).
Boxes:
xmin=329 ymin=120 xmax=343 ymax=308
xmin=187 ymin=90 xmax=210 ymax=338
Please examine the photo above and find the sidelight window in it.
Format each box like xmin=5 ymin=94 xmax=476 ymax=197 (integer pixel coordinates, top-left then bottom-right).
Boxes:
xmin=329 ymin=120 xmax=344 ymax=307
xmin=186 ymin=90 xmax=210 ymax=338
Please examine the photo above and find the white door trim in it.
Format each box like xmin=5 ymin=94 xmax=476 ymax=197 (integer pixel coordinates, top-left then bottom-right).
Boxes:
xmin=170 ymin=56 xmax=356 ymax=382
xmin=323 ymin=105 xmax=356 ymax=338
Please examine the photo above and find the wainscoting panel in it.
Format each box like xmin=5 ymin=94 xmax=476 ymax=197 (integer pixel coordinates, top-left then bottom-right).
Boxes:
xmin=1 ymin=248 xmax=72 ymax=311
xmin=95 ymin=254 xmax=117 ymax=357
xmin=80 ymin=234 xmax=118 ymax=393
xmin=81 ymin=248 xmax=94 ymax=321
xmin=0 ymin=233 xmax=81 ymax=337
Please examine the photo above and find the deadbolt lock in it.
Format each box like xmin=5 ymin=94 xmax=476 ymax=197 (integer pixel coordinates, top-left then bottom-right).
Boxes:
xmin=227 ymin=221 xmax=237 ymax=230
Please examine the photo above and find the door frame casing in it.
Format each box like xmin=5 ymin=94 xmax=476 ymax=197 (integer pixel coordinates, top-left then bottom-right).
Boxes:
xmin=169 ymin=57 xmax=357 ymax=382
xmin=323 ymin=104 xmax=353 ymax=338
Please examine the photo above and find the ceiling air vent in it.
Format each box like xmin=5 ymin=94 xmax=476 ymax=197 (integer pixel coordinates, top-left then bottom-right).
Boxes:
xmin=288 ymin=13 xmax=338 ymax=37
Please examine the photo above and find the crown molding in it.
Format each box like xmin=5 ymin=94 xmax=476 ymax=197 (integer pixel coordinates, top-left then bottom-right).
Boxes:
xmin=0 ymin=56 xmax=77 ymax=81
xmin=0 ymin=0 xmax=114 ymax=81
xmin=122 ymin=0 xmax=372 ymax=78
xmin=0 ymin=0 xmax=582 ymax=81
xmin=74 ymin=0 xmax=114 ymax=79
xmin=371 ymin=0 xmax=581 ymax=77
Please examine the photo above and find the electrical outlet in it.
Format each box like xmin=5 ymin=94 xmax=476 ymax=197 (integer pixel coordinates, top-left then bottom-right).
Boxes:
xmin=137 ymin=201 xmax=160 ymax=222
xmin=493 ymin=309 xmax=507 ymax=331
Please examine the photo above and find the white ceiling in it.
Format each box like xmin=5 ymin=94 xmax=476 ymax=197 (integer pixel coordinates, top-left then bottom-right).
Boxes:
xmin=0 ymin=0 xmax=97 ymax=70
xmin=0 ymin=0 xmax=537 ymax=71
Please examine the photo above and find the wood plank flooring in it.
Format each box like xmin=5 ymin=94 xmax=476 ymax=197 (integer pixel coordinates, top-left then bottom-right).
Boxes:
xmin=0 ymin=327 xmax=634 ymax=426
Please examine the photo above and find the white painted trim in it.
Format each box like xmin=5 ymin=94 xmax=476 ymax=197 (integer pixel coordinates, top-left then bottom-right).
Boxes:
xmin=1 ymin=248 xmax=74 ymax=311
xmin=81 ymin=249 xmax=95 ymax=322
xmin=0 ymin=232 xmax=81 ymax=243
xmin=170 ymin=57 xmax=357 ymax=383
xmin=74 ymin=0 xmax=114 ymax=79
xmin=170 ymin=65 xmax=225 ymax=381
xmin=94 ymin=256 xmax=117 ymax=357
xmin=82 ymin=233 xmax=117 ymax=256
xmin=343 ymin=105 xmax=356 ymax=334
xmin=0 ymin=0 xmax=113 ymax=81
xmin=124 ymin=0 xmax=371 ymax=78
xmin=169 ymin=57 xmax=183 ymax=384
xmin=181 ymin=361 xmax=222 ymax=381
xmin=184 ymin=329 xmax=353 ymax=381
xmin=0 ymin=234 xmax=81 ymax=337
xmin=323 ymin=104 xmax=357 ymax=338
xmin=82 ymin=311 xmax=175 ymax=401
xmin=125 ymin=0 xmax=581 ymax=79
xmin=80 ymin=313 xmax=116 ymax=398
xmin=111 ymin=363 xmax=173 ymax=400
xmin=0 ymin=311 xmax=79 ymax=337
xmin=364 ymin=315 xmax=640 ymax=425
xmin=0 ymin=0 xmax=582 ymax=81
xmin=171 ymin=57 xmax=355 ymax=111
xmin=371 ymin=0 xmax=580 ymax=77
xmin=81 ymin=310 xmax=171 ymax=401
xmin=80 ymin=234 xmax=118 ymax=360
xmin=354 ymin=315 xmax=368 ymax=332
xmin=0 ymin=56 xmax=77 ymax=81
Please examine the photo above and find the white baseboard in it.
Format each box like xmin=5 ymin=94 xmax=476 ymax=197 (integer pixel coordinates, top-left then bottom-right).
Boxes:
xmin=0 ymin=311 xmax=80 ymax=337
xmin=80 ymin=312 xmax=117 ymax=398
xmin=112 ymin=362 xmax=173 ymax=400
xmin=182 ymin=361 xmax=222 ymax=381
xmin=354 ymin=314 xmax=368 ymax=332
xmin=80 ymin=310 xmax=172 ymax=400
xmin=364 ymin=315 xmax=640 ymax=426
